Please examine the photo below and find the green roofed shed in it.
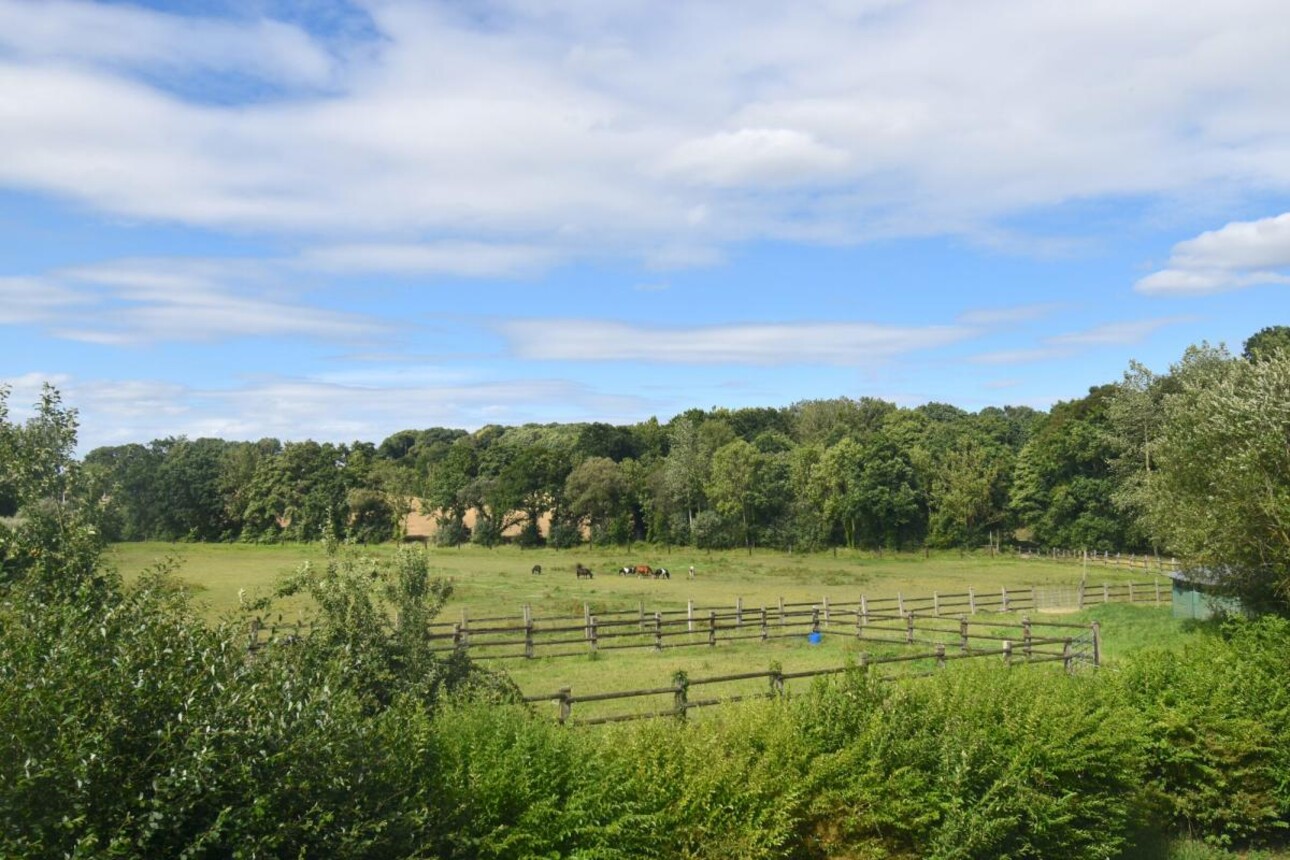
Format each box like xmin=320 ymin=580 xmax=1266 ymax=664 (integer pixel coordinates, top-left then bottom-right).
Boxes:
xmin=1168 ymin=569 xmax=1249 ymax=621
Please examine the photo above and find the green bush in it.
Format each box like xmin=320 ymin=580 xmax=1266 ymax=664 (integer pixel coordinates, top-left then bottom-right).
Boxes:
xmin=1121 ymin=616 xmax=1290 ymax=847
xmin=602 ymin=702 xmax=814 ymax=860
xmin=798 ymin=665 xmax=1150 ymax=859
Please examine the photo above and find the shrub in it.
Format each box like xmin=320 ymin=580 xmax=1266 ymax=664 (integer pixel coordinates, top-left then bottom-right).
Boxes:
xmin=799 ymin=665 xmax=1150 ymax=859
xmin=1121 ymin=616 xmax=1290 ymax=847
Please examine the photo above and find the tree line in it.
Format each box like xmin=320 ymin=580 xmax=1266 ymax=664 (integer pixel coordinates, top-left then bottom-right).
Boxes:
xmin=13 ymin=325 xmax=1287 ymax=607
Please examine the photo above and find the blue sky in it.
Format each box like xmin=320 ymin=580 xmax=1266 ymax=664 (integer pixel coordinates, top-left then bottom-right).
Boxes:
xmin=1 ymin=0 xmax=1287 ymax=450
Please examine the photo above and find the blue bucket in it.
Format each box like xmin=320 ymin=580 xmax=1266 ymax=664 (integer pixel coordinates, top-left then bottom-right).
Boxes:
xmin=807 ymin=631 xmax=822 ymax=645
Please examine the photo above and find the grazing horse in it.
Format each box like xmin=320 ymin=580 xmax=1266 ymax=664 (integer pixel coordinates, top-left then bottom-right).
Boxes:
xmin=531 ymin=564 xmax=542 ymax=576
xmin=575 ymin=563 xmax=593 ymax=579
xmin=634 ymin=564 xmax=653 ymax=578
xmin=655 ymin=567 xmax=670 ymax=579
xmin=619 ymin=566 xmax=633 ymax=576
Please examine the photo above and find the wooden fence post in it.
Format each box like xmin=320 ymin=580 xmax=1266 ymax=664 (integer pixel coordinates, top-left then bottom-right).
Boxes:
xmin=1001 ymin=587 xmax=1009 ymax=612
xmin=708 ymin=611 xmax=717 ymax=647
xmin=584 ymin=602 xmax=591 ymax=640
xmin=1002 ymin=640 xmax=1012 ymax=666
xmin=453 ymin=622 xmax=464 ymax=650
xmin=1091 ymin=621 xmax=1101 ymax=668
xmin=811 ymin=607 xmax=821 ymax=634
xmin=687 ymin=599 xmax=694 ymax=633
xmin=247 ymin=617 xmax=261 ymax=650
xmin=968 ymin=587 xmax=976 ymax=614
xmin=673 ymin=674 xmax=688 ymax=720
xmin=860 ymin=595 xmax=869 ymax=624
xmin=778 ymin=596 xmax=785 ymax=627
xmin=933 ymin=591 xmax=940 ymax=616
xmin=1022 ymin=616 xmax=1032 ymax=657
xmin=959 ymin=615 xmax=970 ymax=653
xmin=525 ymin=618 xmax=534 ymax=659
xmin=905 ymin=611 xmax=915 ymax=644
xmin=769 ymin=666 xmax=784 ymax=697
xmin=935 ymin=643 xmax=946 ymax=668
xmin=654 ymin=612 xmax=663 ymax=651
xmin=760 ymin=607 xmax=769 ymax=642
xmin=897 ymin=591 xmax=905 ymax=614
xmin=1128 ymin=582 xmax=1135 ymax=604
xmin=557 ymin=688 xmax=573 ymax=725
xmin=823 ymin=595 xmax=830 ymax=627
xmin=736 ymin=597 xmax=744 ymax=628
xmin=589 ymin=615 xmax=598 ymax=652
xmin=1103 ymin=583 xmax=1110 ymax=603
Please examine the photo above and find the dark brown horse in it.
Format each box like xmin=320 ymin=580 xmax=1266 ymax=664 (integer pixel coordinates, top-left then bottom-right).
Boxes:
xmin=575 ymin=563 xmax=593 ymax=579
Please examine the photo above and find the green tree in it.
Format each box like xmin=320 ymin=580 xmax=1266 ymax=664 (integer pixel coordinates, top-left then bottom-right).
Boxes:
xmin=927 ymin=438 xmax=1005 ymax=550
xmin=1010 ymin=386 xmax=1128 ymax=551
xmin=1148 ymin=344 xmax=1290 ymax=611
xmin=662 ymin=418 xmax=708 ymax=535
xmin=564 ymin=456 xmax=629 ymax=545
xmin=423 ymin=437 xmax=477 ymax=546
xmin=708 ymin=438 xmax=766 ymax=551
xmin=0 ymin=385 xmax=105 ymax=597
xmin=1242 ymin=325 xmax=1290 ymax=361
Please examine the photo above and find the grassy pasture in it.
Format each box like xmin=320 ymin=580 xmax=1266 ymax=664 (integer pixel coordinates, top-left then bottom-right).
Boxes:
xmin=107 ymin=542 xmax=1192 ymax=716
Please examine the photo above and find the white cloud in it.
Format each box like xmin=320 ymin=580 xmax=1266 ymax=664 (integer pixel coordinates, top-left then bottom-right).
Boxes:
xmin=299 ymin=241 xmax=560 ymax=277
xmin=970 ymin=316 xmax=1188 ymax=364
xmin=957 ymin=303 xmax=1063 ymax=326
xmin=662 ymin=128 xmax=851 ymax=187
xmin=970 ymin=347 xmax=1068 ymax=366
xmin=497 ymin=318 xmax=968 ymax=365
xmin=1137 ymin=212 xmax=1290 ymax=295
xmin=24 ymin=371 xmax=647 ymax=450
xmin=0 ymin=276 xmax=84 ymax=324
xmin=0 ymin=0 xmax=333 ymax=86
xmin=1048 ymin=318 xmax=1191 ymax=347
xmin=2 ymin=0 xmax=1290 ymax=255
xmin=1 ymin=258 xmax=387 ymax=345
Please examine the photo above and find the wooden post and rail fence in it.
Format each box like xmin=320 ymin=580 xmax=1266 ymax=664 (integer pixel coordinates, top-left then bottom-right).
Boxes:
xmin=246 ymin=577 xmax=1164 ymax=656
xmin=524 ymin=612 xmax=1101 ymax=725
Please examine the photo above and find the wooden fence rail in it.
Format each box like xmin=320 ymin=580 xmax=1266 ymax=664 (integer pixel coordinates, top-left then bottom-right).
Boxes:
xmin=524 ymin=622 xmax=1100 ymax=725
xmin=415 ymin=581 xmax=1158 ymax=660
xmin=1022 ymin=549 xmax=1181 ymax=573
xmin=247 ymin=579 xmax=1166 ymax=654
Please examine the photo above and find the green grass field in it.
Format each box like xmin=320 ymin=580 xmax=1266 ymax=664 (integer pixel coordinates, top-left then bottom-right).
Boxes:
xmin=107 ymin=541 xmax=1195 ymax=717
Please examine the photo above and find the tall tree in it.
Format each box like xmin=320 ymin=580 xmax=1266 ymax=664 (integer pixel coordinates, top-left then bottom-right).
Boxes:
xmin=1010 ymin=386 xmax=1128 ymax=551
xmin=1242 ymin=325 xmax=1290 ymax=361
xmin=564 ymin=457 xmax=629 ymax=545
xmin=1147 ymin=344 xmax=1290 ymax=611
xmin=707 ymin=439 xmax=766 ymax=551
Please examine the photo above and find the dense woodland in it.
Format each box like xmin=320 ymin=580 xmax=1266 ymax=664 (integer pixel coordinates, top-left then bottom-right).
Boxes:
xmin=51 ymin=327 xmax=1290 ymax=612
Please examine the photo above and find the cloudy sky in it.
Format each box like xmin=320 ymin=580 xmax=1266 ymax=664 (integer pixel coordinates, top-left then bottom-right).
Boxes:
xmin=1 ymin=0 xmax=1287 ymax=450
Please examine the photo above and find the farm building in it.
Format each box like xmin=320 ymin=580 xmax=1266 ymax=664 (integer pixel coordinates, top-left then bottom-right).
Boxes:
xmin=1168 ymin=568 xmax=1250 ymax=621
